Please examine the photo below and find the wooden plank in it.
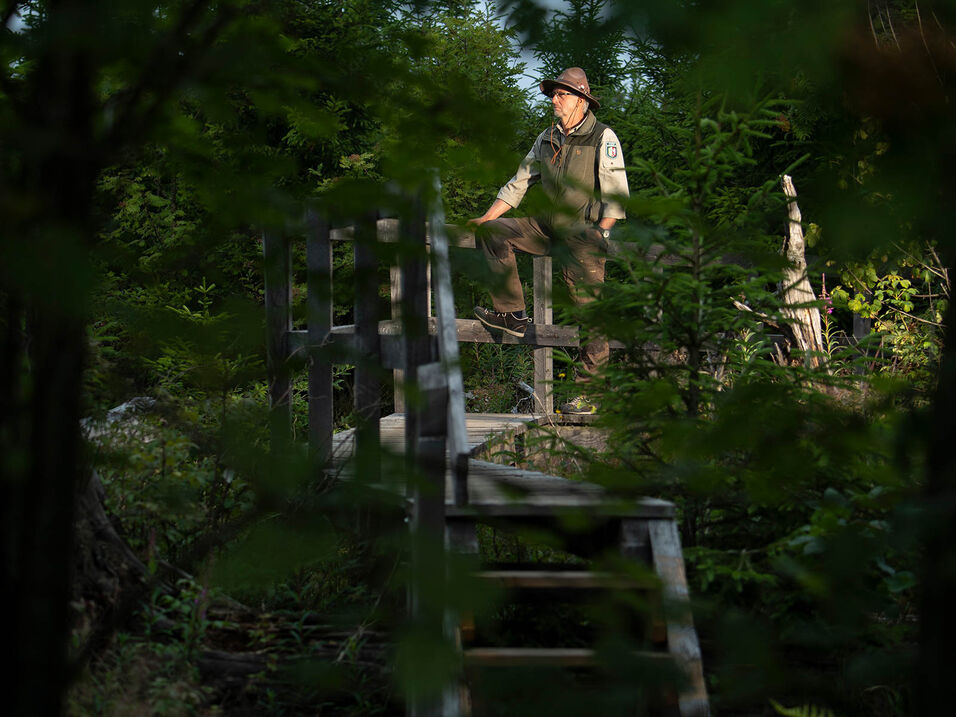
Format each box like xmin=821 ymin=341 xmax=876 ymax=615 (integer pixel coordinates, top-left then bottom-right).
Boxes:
xmin=330 ymin=413 xmax=676 ymax=517
xmin=648 ymin=520 xmax=710 ymax=717
xmin=306 ymin=210 xmax=333 ymax=466
xmin=262 ymin=230 xmax=291 ymax=447
xmin=621 ymin=519 xmax=666 ymax=644
xmin=354 ymin=211 xmax=381 ymax=483
xmin=429 ymin=172 xmax=469 ymax=506
xmin=463 ymin=647 xmax=670 ymax=668
xmin=289 ymin=319 xmax=625 ymax=353
xmin=331 ymin=222 xmax=717 ymax=268
xmin=533 ymin=256 xmax=554 ymax=415
xmin=620 ymin=519 xmax=651 ymax=565
xmin=446 ymin=518 xmax=479 ymax=555
xmin=383 ymin=218 xmax=404 ymax=413
xmin=475 ymin=570 xmax=653 ymax=590
xmin=402 ymin=200 xmax=431 ymax=491
xmin=288 ymin=329 xmax=427 ymax=370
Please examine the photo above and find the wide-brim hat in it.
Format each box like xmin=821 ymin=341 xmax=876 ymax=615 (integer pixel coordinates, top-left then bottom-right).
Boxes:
xmin=539 ymin=67 xmax=601 ymax=109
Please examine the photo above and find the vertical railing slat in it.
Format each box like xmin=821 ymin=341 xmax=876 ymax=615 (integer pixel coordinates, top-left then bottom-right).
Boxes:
xmin=381 ymin=219 xmax=405 ymax=413
xmin=402 ymin=198 xmax=431 ymax=481
xmin=354 ymin=211 xmax=381 ymax=483
xmin=533 ymin=256 xmax=554 ymax=415
xmin=428 ymin=175 xmax=469 ymax=505
xmin=306 ymin=210 xmax=334 ymax=466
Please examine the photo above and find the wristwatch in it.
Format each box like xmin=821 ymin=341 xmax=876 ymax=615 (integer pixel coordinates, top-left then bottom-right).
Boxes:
xmin=598 ymin=228 xmax=611 ymax=239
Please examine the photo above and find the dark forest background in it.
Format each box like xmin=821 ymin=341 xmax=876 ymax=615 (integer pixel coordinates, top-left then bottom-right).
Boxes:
xmin=2 ymin=1 xmax=955 ymax=715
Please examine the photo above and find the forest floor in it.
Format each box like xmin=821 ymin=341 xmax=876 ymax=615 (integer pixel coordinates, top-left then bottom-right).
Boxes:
xmin=69 ymin=601 xmax=400 ymax=716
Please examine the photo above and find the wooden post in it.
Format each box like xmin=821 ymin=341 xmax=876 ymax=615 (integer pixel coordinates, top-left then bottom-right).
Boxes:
xmin=533 ymin=256 xmax=554 ymax=414
xmin=648 ymin=520 xmax=710 ymax=717
xmin=428 ymin=172 xmax=469 ymax=506
xmin=380 ymin=219 xmax=405 ymax=413
xmin=409 ymin=391 xmax=449 ymax=717
xmin=354 ymin=211 xmax=381 ymax=484
xmin=263 ymin=230 xmax=291 ymax=448
xmin=407 ymin=201 xmax=450 ymax=716
xmin=780 ymin=175 xmax=827 ymax=369
xmin=306 ymin=210 xmax=333 ymax=466
xmin=403 ymin=198 xmax=431 ymax=492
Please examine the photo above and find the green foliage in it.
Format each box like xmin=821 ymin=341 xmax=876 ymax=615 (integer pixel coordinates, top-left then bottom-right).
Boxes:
xmin=544 ymin=26 xmax=923 ymax=708
xmin=67 ymin=638 xmax=214 ymax=717
xmin=532 ymin=0 xmax=631 ymax=100
xmin=460 ymin=343 xmax=534 ymax=413
xmin=770 ymin=700 xmax=839 ymax=717
xmin=10 ymin=0 xmax=949 ymax=714
xmin=830 ymin=241 xmax=948 ymax=388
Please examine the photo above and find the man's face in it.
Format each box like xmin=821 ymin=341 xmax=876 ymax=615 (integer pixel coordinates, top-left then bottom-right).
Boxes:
xmin=551 ymin=89 xmax=584 ymax=126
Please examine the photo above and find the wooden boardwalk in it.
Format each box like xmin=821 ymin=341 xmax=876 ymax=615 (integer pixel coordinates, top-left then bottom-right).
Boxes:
xmin=264 ymin=194 xmax=710 ymax=715
xmin=330 ymin=412 xmax=675 ymax=518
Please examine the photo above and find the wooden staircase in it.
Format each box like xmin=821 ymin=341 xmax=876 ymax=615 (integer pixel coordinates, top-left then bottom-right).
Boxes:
xmin=263 ymin=179 xmax=709 ymax=716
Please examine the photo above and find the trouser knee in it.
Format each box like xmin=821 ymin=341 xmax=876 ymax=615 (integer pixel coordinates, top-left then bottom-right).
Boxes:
xmin=479 ymin=219 xmax=514 ymax=261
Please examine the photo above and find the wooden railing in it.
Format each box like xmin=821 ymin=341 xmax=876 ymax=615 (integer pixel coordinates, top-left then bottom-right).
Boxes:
xmin=262 ymin=186 xmax=714 ymax=716
xmin=265 ymin=217 xmax=590 ymax=444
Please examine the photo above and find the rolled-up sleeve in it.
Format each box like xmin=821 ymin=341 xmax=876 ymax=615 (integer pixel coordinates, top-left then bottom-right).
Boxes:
xmin=496 ymin=143 xmax=541 ymax=208
xmin=598 ymin=127 xmax=629 ymax=220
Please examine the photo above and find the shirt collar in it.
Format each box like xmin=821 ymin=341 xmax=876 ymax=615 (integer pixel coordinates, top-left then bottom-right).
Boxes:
xmin=558 ymin=111 xmax=591 ymax=136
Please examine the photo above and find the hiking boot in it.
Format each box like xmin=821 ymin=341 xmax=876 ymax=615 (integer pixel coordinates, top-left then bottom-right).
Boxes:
xmin=557 ymin=395 xmax=596 ymax=415
xmin=474 ymin=306 xmax=530 ymax=338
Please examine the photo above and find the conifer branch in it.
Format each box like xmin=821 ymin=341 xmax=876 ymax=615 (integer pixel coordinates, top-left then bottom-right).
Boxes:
xmin=105 ymin=0 xmax=237 ymax=151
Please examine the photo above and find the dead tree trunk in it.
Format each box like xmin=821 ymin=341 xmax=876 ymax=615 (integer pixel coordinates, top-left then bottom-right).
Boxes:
xmin=779 ymin=175 xmax=827 ymax=368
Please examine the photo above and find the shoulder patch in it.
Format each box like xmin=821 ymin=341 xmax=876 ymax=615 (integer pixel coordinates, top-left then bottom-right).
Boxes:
xmin=605 ymin=141 xmax=618 ymax=159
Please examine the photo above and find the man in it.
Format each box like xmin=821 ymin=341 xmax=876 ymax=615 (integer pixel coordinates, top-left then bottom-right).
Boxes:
xmin=471 ymin=67 xmax=629 ymax=414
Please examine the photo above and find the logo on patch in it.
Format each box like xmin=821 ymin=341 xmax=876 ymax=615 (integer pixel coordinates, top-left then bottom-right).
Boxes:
xmin=605 ymin=142 xmax=618 ymax=159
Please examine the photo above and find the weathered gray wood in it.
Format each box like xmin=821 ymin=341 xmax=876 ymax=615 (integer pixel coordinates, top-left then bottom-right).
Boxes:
xmin=780 ymin=175 xmax=827 ymax=370
xmin=403 ymin=201 xmax=453 ymax=717
xmin=445 ymin=518 xmax=479 ymax=555
xmin=289 ymin=329 xmax=431 ymax=371
xmin=263 ymin=231 xmax=291 ymax=447
xmin=409 ymin=425 xmax=448 ymax=717
xmin=306 ymin=211 xmax=333 ymax=466
xmin=648 ymin=520 xmax=710 ymax=717
xmin=335 ymin=222 xmax=683 ymax=263
xmin=354 ymin=211 xmax=381 ymax=483
xmin=475 ymin=570 xmax=652 ymax=590
xmin=533 ymin=256 xmax=554 ymax=415
xmin=429 ymin=173 xmax=469 ymax=506
xmin=289 ymin=318 xmax=627 ymax=355
xmin=382 ymin=219 xmax=405 ymax=413
xmin=463 ymin=647 xmax=670 ymax=668
xmin=416 ymin=361 xmax=451 ymax=392
xmin=620 ymin=518 xmax=652 ymax=565
xmin=402 ymin=199 xmax=431 ymax=496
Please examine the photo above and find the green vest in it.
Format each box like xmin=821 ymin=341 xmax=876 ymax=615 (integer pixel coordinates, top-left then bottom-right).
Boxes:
xmin=540 ymin=111 xmax=608 ymax=227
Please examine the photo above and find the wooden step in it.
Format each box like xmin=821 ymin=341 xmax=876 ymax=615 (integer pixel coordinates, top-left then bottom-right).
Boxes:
xmin=475 ymin=570 xmax=654 ymax=591
xmin=462 ymin=647 xmax=670 ymax=668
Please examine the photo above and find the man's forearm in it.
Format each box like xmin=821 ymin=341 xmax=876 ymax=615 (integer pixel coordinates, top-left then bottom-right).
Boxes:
xmin=474 ymin=198 xmax=513 ymax=225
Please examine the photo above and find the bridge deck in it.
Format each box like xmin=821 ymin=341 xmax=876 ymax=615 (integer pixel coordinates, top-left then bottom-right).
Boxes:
xmin=330 ymin=412 xmax=674 ymax=519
